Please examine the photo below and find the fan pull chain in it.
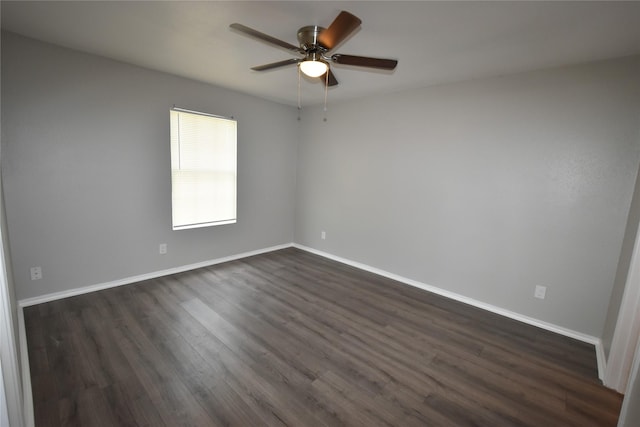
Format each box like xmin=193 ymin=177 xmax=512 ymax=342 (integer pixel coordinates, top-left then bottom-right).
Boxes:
xmin=297 ymin=66 xmax=302 ymax=120
xmin=323 ymin=71 xmax=328 ymax=122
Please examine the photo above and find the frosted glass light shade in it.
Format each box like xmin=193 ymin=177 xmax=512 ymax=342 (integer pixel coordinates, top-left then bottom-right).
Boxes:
xmin=300 ymin=60 xmax=328 ymax=78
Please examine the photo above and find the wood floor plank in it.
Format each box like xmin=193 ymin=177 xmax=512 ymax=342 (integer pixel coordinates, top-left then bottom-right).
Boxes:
xmin=25 ymin=247 xmax=622 ymax=426
xmin=182 ymin=297 xmax=332 ymax=427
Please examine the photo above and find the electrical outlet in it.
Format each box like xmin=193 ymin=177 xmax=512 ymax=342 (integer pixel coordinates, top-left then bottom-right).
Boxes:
xmin=30 ymin=266 xmax=42 ymax=281
xmin=159 ymin=243 xmax=167 ymax=255
xmin=534 ymin=285 xmax=547 ymax=300
xmin=321 ymin=231 xmax=326 ymax=240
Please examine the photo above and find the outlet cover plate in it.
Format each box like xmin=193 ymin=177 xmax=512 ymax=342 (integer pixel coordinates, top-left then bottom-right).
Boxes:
xmin=30 ymin=266 xmax=42 ymax=281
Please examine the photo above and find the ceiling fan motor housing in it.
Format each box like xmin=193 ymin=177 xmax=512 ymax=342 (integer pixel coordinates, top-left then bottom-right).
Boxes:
xmin=297 ymin=25 xmax=326 ymax=53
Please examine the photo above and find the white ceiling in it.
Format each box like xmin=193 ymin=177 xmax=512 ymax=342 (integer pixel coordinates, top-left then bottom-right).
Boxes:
xmin=2 ymin=1 xmax=640 ymax=107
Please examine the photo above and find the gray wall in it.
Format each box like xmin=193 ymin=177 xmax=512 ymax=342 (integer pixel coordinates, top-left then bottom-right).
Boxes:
xmin=295 ymin=56 xmax=640 ymax=337
xmin=1 ymin=32 xmax=298 ymax=300
xmin=4 ymin=31 xmax=640 ymax=340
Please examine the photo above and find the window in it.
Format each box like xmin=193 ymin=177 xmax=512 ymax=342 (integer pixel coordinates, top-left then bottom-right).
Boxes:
xmin=170 ymin=108 xmax=237 ymax=230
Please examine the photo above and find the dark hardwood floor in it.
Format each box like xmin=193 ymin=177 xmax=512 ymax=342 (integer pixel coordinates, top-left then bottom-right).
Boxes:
xmin=24 ymin=247 xmax=622 ymax=426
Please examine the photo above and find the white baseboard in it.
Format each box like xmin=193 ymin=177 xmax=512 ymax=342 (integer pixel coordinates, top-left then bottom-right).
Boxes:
xmin=17 ymin=242 xmax=292 ymax=427
xmin=293 ymin=243 xmax=606 ymax=381
xmin=595 ymin=340 xmax=607 ymax=382
xmin=18 ymin=243 xmax=293 ymax=308
xmin=17 ymin=241 xmax=606 ymax=388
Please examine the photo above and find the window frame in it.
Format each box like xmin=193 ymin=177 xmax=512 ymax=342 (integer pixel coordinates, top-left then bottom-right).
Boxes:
xmin=170 ymin=107 xmax=237 ymax=230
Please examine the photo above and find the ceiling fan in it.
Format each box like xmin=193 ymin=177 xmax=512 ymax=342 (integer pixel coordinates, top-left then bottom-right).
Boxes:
xmin=230 ymin=11 xmax=398 ymax=87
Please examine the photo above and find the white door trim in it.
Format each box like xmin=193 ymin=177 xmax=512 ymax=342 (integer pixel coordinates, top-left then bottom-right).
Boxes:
xmin=605 ymin=221 xmax=640 ymax=392
xmin=617 ymin=336 xmax=640 ymax=426
xmin=0 ymin=231 xmax=24 ymax=426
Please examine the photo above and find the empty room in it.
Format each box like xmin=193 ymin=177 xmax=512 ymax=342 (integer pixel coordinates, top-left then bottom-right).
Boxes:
xmin=2 ymin=1 xmax=640 ymax=426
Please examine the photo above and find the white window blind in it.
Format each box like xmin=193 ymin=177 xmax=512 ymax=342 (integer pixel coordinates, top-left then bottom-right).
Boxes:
xmin=170 ymin=109 xmax=237 ymax=230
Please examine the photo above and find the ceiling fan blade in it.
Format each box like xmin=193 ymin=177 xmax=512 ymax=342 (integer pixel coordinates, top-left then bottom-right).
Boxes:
xmin=251 ymin=58 xmax=301 ymax=71
xmin=317 ymin=11 xmax=362 ymax=51
xmin=320 ymin=68 xmax=338 ymax=87
xmin=331 ymin=54 xmax=398 ymax=70
xmin=230 ymin=23 xmax=304 ymax=54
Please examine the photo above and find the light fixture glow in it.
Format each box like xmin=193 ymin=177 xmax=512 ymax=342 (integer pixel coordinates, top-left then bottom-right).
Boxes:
xmin=300 ymin=60 xmax=328 ymax=78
